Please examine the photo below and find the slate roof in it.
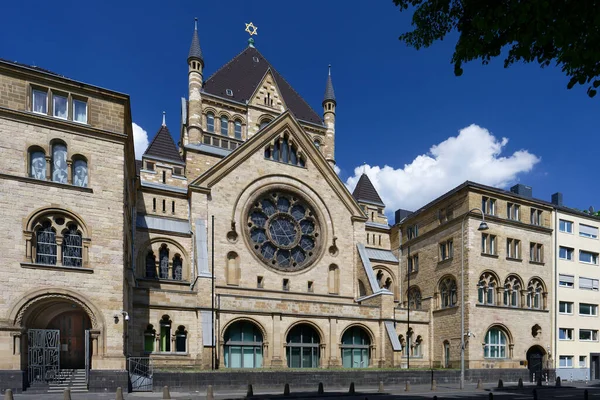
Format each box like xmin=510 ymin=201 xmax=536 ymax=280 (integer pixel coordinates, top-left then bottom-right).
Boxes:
xmin=188 ymin=21 xmax=203 ymax=63
xmin=352 ymin=174 xmax=385 ymax=207
xmin=143 ymin=124 xmax=184 ymax=165
xmin=203 ymin=46 xmax=323 ymax=125
xmin=323 ymin=68 xmax=335 ymax=103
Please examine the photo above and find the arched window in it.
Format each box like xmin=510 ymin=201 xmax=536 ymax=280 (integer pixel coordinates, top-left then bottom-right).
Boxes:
xmin=286 ymin=324 xmax=320 ymax=368
xmin=527 ymin=278 xmax=545 ymax=309
xmin=341 ymin=326 xmax=370 ymax=368
xmin=145 ymin=252 xmax=156 ymax=278
xmin=36 ymin=221 xmax=57 ymax=265
xmin=172 ymin=254 xmax=183 ymax=280
xmin=29 ymin=148 xmax=46 ymax=180
xmin=484 ymin=327 xmax=508 ymax=358
xmin=314 ymin=140 xmax=321 ymax=149
xmin=328 ymin=264 xmax=339 ymax=294
xmin=159 ymin=315 xmax=171 ymax=352
xmin=358 ymin=280 xmax=367 ymax=297
xmin=62 ymin=224 xmax=82 ymax=267
xmin=159 ymin=245 xmax=169 ymax=279
xmin=51 ymin=142 xmax=68 ymax=183
xmin=220 ymin=116 xmax=229 ymax=136
xmin=440 ymin=277 xmax=457 ymax=308
xmin=443 ymin=341 xmax=450 ymax=368
xmin=259 ymin=118 xmax=272 ymax=130
xmin=224 ymin=321 xmax=263 ymax=368
xmin=503 ymin=275 xmax=522 ymax=307
xmin=144 ymin=324 xmax=156 ymax=352
xmin=281 ymin=137 xmax=289 ymax=163
xmin=413 ymin=335 xmax=423 ymax=357
xmin=72 ymin=156 xmax=88 ymax=187
xmin=234 ymin=120 xmax=242 ymax=140
xmin=264 ymin=134 xmax=304 ymax=168
xmin=206 ymin=113 xmax=215 ymax=133
xmin=478 ymin=272 xmax=498 ymax=305
xmin=408 ymin=286 xmax=422 ymax=310
xmin=175 ymin=326 xmax=187 ymax=353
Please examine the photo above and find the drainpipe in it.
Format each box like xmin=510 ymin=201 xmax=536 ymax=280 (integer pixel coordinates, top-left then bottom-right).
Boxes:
xmin=554 ymin=210 xmax=558 ymax=376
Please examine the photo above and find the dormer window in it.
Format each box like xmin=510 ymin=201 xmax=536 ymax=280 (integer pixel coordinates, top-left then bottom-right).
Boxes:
xmin=253 ymin=56 xmax=259 ymax=63
xmin=226 ymin=89 xmax=233 ymax=96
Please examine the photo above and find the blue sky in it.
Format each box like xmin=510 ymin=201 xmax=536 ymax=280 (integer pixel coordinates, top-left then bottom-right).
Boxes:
xmin=2 ymin=0 xmax=597 ymax=215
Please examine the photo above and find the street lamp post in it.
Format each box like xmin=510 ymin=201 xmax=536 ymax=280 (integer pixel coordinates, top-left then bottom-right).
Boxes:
xmin=460 ymin=208 xmax=489 ymax=390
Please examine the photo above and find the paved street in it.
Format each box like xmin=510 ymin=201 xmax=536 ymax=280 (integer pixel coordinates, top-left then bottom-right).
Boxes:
xmin=6 ymin=382 xmax=600 ymax=400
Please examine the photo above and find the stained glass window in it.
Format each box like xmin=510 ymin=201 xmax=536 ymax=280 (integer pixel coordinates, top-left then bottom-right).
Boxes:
xmin=73 ymin=159 xmax=88 ymax=187
xmin=52 ymin=143 xmax=68 ymax=184
xmin=62 ymin=225 xmax=82 ymax=267
xmin=172 ymin=255 xmax=182 ymax=280
xmin=247 ymin=192 xmax=320 ymax=271
xmin=30 ymin=151 xmax=46 ymax=180
xmin=159 ymin=246 xmax=169 ymax=279
xmin=36 ymin=221 xmax=57 ymax=265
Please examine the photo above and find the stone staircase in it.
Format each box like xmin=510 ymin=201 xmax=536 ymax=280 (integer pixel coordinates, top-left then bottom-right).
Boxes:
xmin=47 ymin=369 xmax=88 ymax=393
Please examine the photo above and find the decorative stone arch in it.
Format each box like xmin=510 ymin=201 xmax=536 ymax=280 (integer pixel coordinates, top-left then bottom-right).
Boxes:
xmin=407 ymin=285 xmax=422 ymax=310
xmin=225 ymin=251 xmax=240 ymax=285
xmin=220 ymin=317 xmax=269 ymax=345
xmin=284 ymin=320 xmax=326 ymax=344
xmin=482 ymin=323 xmax=514 ymax=359
xmin=257 ymin=114 xmax=274 ymax=130
xmin=339 ymin=323 xmax=376 ymax=347
xmin=137 ymin=237 xmax=190 ymax=281
xmin=527 ymin=276 xmax=547 ymax=292
xmin=437 ymin=274 xmax=458 ymax=308
xmin=25 ymin=205 xmax=90 ymax=236
xmin=478 ymin=270 xmax=501 ymax=305
xmin=526 ymin=276 xmax=547 ymax=309
xmin=231 ymin=114 xmax=246 ymax=125
xmin=503 ymin=273 xmax=525 ymax=307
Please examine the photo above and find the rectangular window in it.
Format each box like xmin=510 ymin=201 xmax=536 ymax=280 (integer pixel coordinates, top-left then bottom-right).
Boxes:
xmin=283 ymin=279 xmax=290 ymax=291
xmin=530 ymin=208 xmax=543 ymax=225
xmin=559 ymin=246 xmax=574 ymax=261
xmin=559 ymin=274 xmax=574 ymax=288
xmin=173 ymin=167 xmax=183 ymax=176
xmin=439 ymin=239 xmax=453 ymax=261
xmin=408 ymin=254 xmax=419 ymax=273
xmin=579 ymin=329 xmax=598 ymax=341
xmin=162 ymin=171 xmax=166 ymax=184
xmin=152 ymin=198 xmax=156 ymax=212
xmin=579 ymin=303 xmax=598 ymax=316
xmin=559 ymin=329 xmax=574 ymax=341
xmin=579 ymin=277 xmax=600 ymax=291
xmin=482 ymin=196 xmax=496 ymax=215
xmin=407 ymin=225 xmax=418 ymax=240
xmin=580 ymin=356 xmax=587 ymax=368
xmin=507 ymin=203 xmax=520 ymax=221
xmin=580 ymin=250 xmax=599 ymax=265
xmin=257 ymin=276 xmax=264 ymax=288
xmin=559 ymin=219 xmax=574 ymax=233
xmin=580 ymin=224 xmax=599 ymax=239
xmin=171 ymin=201 xmax=175 ymax=214
xmin=507 ymin=238 xmax=521 ymax=259
xmin=162 ymin=199 xmax=166 ymax=213
xmin=559 ymin=355 xmax=573 ymax=368
xmin=559 ymin=301 xmax=573 ymax=314
xmin=32 ymin=89 xmax=48 ymax=114
xmin=481 ymin=233 xmax=496 ymax=255
xmin=146 ymin=161 xmax=155 ymax=171
xmin=72 ymin=98 xmax=87 ymax=123
xmin=307 ymin=281 xmax=314 ymax=293
xmin=52 ymin=93 xmax=68 ymax=119
xmin=530 ymin=242 xmax=543 ymax=263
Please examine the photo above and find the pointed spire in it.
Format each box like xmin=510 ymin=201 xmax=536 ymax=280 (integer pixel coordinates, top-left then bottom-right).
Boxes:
xmin=162 ymin=111 xmax=166 ymax=126
xmin=188 ymin=17 xmax=204 ymax=65
xmin=323 ymin=64 xmax=336 ymax=104
xmin=352 ymin=173 xmax=385 ymax=207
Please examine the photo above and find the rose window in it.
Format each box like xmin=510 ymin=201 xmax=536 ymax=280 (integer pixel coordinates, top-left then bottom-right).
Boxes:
xmin=247 ymin=192 xmax=320 ymax=271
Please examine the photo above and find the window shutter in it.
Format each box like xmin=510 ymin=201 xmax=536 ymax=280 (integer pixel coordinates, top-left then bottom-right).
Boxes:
xmin=201 ymin=311 xmax=214 ymax=346
xmin=580 ymin=224 xmax=599 ymax=237
xmin=580 ymin=277 xmax=593 ymax=289
xmin=594 ymin=280 xmax=599 ymax=290
xmin=559 ymin=274 xmax=574 ymax=284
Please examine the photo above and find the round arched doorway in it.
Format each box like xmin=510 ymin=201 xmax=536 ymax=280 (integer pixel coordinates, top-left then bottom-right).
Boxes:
xmin=527 ymin=345 xmax=546 ymax=382
xmin=46 ymin=310 xmax=91 ymax=369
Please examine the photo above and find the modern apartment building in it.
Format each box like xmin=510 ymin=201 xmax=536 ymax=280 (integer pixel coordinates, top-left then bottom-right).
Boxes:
xmin=553 ymin=194 xmax=600 ymax=381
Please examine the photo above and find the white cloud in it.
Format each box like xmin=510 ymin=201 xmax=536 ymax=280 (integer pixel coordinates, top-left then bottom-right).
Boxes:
xmin=345 ymin=124 xmax=541 ymax=214
xmin=333 ymin=164 xmax=341 ymax=175
xmin=132 ymin=122 xmax=149 ymax=160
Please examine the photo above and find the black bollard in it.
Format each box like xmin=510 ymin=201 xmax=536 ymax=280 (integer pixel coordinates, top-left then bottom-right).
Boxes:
xmin=536 ymin=374 xmax=542 ymax=387
xmin=518 ymin=378 xmax=523 ymax=388
xmin=489 ymin=393 xmax=494 ymax=400
xmin=556 ymin=376 xmax=561 ymax=387
xmin=318 ymin=382 xmax=324 ymax=394
xmin=349 ymin=382 xmax=355 ymax=394
xmin=585 ymin=389 xmax=589 ymax=400
xmin=433 ymin=397 xmax=438 ymax=400
xmin=284 ymin=383 xmax=290 ymax=395
xmin=247 ymin=384 xmax=254 ymax=397
xmin=497 ymin=379 xmax=503 ymax=388
xmin=533 ymin=388 xmax=538 ymax=400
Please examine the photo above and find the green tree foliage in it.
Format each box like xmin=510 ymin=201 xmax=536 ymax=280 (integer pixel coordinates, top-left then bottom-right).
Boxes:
xmin=393 ymin=0 xmax=600 ymax=97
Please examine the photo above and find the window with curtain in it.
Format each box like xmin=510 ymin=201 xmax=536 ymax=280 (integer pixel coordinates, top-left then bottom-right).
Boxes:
xmin=32 ymin=89 xmax=48 ymax=114
xmin=30 ymin=150 xmax=46 ymax=180
xmin=484 ymin=328 xmax=508 ymax=358
xmin=159 ymin=246 xmax=169 ymax=279
xmin=52 ymin=143 xmax=68 ymax=183
xmin=73 ymin=99 xmax=87 ymax=123
xmin=341 ymin=326 xmax=370 ymax=368
xmin=53 ymin=94 xmax=68 ymax=119
xmin=62 ymin=224 xmax=82 ymax=267
xmin=73 ymin=158 xmax=88 ymax=187
xmin=234 ymin=120 xmax=242 ymax=139
xmin=221 ymin=116 xmax=229 ymax=136
xmin=36 ymin=221 xmax=57 ymax=265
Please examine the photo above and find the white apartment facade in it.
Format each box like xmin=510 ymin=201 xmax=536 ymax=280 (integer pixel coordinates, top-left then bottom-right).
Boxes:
xmin=555 ymin=202 xmax=600 ymax=381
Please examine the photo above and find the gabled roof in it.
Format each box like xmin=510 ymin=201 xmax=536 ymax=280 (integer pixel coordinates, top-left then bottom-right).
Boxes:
xmin=203 ymin=46 xmax=323 ymax=125
xmin=352 ymin=174 xmax=385 ymax=207
xmin=143 ymin=124 xmax=184 ymax=165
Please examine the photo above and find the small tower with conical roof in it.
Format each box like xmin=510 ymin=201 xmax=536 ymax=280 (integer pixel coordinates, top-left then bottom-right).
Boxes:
xmin=186 ymin=17 xmax=204 ymax=145
xmin=322 ymin=65 xmax=336 ymax=167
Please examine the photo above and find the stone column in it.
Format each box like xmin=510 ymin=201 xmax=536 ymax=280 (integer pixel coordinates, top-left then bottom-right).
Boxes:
xmin=542 ymin=292 xmax=548 ymax=310
xmin=496 ymin=287 xmax=504 ymax=306
xmin=319 ymin=344 xmax=326 ymax=368
xmin=520 ymin=290 xmax=527 ymax=308
xmin=55 ymin=237 xmax=63 ymax=265
xmin=66 ymin=160 xmax=73 ymax=184
xmin=45 ymin=156 xmax=51 ymax=180
xmin=11 ymin=332 xmax=21 ymax=356
xmin=328 ymin=318 xmax=341 ymax=367
xmin=90 ymin=330 xmax=101 ymax=368
xmin=270 ymin=314 xmax=283 ymax=367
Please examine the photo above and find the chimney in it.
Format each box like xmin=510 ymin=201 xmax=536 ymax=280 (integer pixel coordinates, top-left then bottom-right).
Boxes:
xmin=395 ymin=209 xmax=413 ymax=225
xmin=510 ymin=184 xmax=532 ymax=198
xmin=551 ymin=192 xmax=563 ymax=207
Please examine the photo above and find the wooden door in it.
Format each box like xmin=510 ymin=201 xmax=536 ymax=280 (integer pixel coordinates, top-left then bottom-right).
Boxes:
xmin=47 ymin=311 xmax=89 ymax=369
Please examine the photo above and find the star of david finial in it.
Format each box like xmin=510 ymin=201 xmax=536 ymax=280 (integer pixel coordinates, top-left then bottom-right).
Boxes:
xmin=245 ymin=22 xmax=258 ymax=36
